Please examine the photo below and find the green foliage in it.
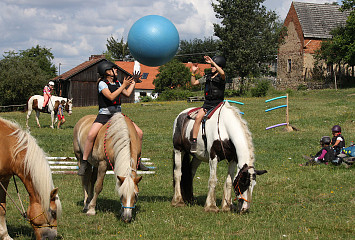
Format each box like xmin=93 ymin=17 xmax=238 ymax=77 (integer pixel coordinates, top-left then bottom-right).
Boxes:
xmin=224 ymin=89 xmax=241 ymax=97
xmin=156 ymin=89 xmax=194 ymax=101
xmin=0 ymin=51 xmax=49 ymax=105
xmin=176 ymin=37 xmax=221 ymax=63
xmin=316 ymin=4 xmax=355 ymax=66
xmin=212 ymin=0 xmax=284 ymax=93
xmin=105 ymin=36 xmax=131 ymax=60
xmin=153 ymin=59 xmax=191 ymax=92
xmin=250 ymin=79 xmax=270 ymax=97
xmin=139 ymin=96 xmax=153 ymax=102
xmin=19 ymin=45 xmax=56 ymax=78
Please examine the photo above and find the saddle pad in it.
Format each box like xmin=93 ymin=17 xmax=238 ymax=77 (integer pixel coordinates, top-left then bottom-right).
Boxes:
xmin=187 ymin=102 xmax=224 ymax=120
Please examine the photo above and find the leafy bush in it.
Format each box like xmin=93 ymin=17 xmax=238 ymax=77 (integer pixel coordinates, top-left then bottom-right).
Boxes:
xmin=156 ymin=89 xmax=194 ymax=101
xmin=139 ymin=96 xmax=153 ymax=102
xmin=225 ymin=89 xmax=241 ymax=97
xmin=250 ymin=80 xmax=270 ymax=97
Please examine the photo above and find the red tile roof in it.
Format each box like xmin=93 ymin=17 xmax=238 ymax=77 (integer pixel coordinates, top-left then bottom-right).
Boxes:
xmin=115 ymin=61 xmax=211 ymax=90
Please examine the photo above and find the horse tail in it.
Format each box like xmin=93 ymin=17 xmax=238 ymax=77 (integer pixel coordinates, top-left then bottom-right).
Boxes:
xmin=180 ymin=152 xmax=194 ymax=203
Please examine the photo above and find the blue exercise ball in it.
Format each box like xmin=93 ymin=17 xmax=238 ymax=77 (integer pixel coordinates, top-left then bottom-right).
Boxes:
xmin=128 ymin=15 xmax=179 ymax=67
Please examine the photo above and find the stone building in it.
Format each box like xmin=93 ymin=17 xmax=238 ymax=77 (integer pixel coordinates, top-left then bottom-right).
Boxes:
xmin=277 ymin=2 xmax=349 ymax=89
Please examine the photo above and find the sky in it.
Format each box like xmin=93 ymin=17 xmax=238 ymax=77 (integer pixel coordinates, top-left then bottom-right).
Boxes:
xmin=0 ymin=0 xmax=342 ymax=74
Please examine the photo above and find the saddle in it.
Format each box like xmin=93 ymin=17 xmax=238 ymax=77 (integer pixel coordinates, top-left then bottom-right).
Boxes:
xmin=187 ymin=102 xmax=225 ymax=151
xmin=187 ymin=101 xmax=224 ymax=120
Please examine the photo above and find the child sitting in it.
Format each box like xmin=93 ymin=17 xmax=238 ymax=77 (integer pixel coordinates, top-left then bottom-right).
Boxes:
xmin=331 ymin=125 xmax=345 ymax=156
xmin=304 ymin=136 xmax=335 ymax=165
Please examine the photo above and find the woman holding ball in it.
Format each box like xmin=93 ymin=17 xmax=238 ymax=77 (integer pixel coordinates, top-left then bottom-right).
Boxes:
xmin=77 ymin=61 xmax=148 ymax=175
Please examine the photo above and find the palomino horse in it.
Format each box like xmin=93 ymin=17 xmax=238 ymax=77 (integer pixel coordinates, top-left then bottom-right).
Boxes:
xmin=172 ymin=101 xmax=267 ymax=213
xmin=73 ymin=113 xmax=142 ymax=222
xmin=26 ymin=95 xmax=73 ymax=129
xmin=0 ymin=117 xmax=61 ymax=240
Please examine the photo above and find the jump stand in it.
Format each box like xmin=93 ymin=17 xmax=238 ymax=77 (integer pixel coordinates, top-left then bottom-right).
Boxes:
xmin=265 ymin=94 xmax=294 ymax=132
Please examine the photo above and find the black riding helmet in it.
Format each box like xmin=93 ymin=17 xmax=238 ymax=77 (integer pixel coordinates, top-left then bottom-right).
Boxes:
xmin=331 ymin=125 xmax=341 ymax=132
xmin=320 ymin=136 xmax=331 ymax=145
xmin=212 ymin=56 xmax=226 ymax=68
xmin=97 ymin=61 xmax=118 ymax=77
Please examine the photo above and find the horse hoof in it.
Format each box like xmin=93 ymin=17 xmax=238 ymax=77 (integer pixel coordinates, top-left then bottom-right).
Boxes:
xmin=221 ymin=206 xmax=231 ymax=212
xmin=86 ymin=209 xmax=96 ymax=216
xmin=171 ymin=200 xmax=185 ymax=207
xmin=204 ymin=206 xmax=219 ymax=213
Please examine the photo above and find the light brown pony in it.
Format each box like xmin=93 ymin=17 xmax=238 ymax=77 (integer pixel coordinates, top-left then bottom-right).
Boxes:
xmin=0 ymin=117 xmax=61 ymax=240
xmin=73 ymin=113 xmax=142 ymax=222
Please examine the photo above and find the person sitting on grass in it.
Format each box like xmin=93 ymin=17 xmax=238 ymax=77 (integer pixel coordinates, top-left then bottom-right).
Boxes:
xmin=331 ymin=125 xmax=345 ymax=156
xmin=303 ymin=136 xmax=335 ymax=166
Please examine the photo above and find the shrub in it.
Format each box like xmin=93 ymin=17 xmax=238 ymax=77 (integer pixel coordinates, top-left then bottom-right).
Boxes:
xmin=156 ymin=89 xmax=194 ymax=101
xmin=250 ymin=80 xmax=270 ymax=97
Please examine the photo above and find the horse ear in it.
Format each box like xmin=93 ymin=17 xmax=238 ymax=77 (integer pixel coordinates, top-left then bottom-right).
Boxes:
xmin=117 ymin=176 xmax=126 ymax=184
xmin=134 ymin=176 xmax=142 ymax=184
xmin=50 ymin=187 xmax=59 ymax=201
xmin=255 ymin=170 xmax=267 ymax=175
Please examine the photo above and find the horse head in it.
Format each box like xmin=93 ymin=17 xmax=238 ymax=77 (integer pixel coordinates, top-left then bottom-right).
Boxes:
xmin=117 ymin=175 xmax=142 ymax=223
xmin=232 ymin=164 xmax=267 ymax=213
xmin=65 ymin=98 xmax=73 ymax=115
xmin=28 ymin=188 xmax=61 ymax=240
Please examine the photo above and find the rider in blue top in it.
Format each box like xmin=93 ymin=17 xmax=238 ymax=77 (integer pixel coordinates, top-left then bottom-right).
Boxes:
xmin=78 ymin=61 xmax=148 ymax=175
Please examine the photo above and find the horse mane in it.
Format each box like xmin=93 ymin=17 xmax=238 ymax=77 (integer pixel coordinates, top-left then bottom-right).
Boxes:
xmin=105 ymin=113 xmax=136 ymax=196
xmin=223 ymin=102 xmax=255 ymax=167
xmin=4 ymin=118 xmax=62 ymax=218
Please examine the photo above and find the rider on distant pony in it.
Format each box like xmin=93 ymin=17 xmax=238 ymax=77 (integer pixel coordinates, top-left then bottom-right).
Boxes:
xmin=42 ymin=81 xmax=54 ymax=113
xmin=190 ymin=55 xmax=226 ymax=153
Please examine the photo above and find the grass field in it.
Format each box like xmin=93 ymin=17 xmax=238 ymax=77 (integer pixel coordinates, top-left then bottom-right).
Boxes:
xmin=0 ymin=88 xmax=354 ymax=239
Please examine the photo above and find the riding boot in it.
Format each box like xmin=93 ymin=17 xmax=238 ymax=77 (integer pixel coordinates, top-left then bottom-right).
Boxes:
xmin=77 ymin=160 xmax=91 ymax=176
xmin=138 ymin=161 xmax=149 ymax=171
xmin=190 ymin=139 xmax=197 ymax=153
xmin=43 ymin=105 xmax=48 ymax=113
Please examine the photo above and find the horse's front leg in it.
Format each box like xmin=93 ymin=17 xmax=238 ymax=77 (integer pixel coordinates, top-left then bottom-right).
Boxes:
xmin=35 ymin=110 xmax=41 ymax=128
xmin=0 ymin=179 xmax=13 ymax=240
xmin=172 ymin=149 xmax=185 ymax=207
xmin=50 ymin=111 xmax=55 ymax=129
xmin=221 ymin=160 xmax=237 ymax=212
xmin=26 ymin=109 xmax=31 ymax=129
xmin=87 ymin=161 xmax=107 ymax=216
xmin=204 ymin=157 xmax=219 ymax=213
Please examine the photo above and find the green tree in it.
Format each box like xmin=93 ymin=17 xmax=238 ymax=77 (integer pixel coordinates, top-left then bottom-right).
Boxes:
xmin=0 ymin=51 xmax=48 ymax=105
xmin=105 ymin=36 xmax=131 ymax=60
xmin=212 ymin=0 xmax=284 ymax=93
xmin=316 ymin=1 xmax=355 ymax=81
xmin=153 ymin=59 xmax=191 ymax=92
xmin=176 ymin=37 xmax=220 ymax=63
xmin=20 ymin=45 xmax=56 ymax=78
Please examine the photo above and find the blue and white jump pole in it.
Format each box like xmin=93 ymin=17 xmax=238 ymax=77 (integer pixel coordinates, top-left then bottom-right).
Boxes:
xmin=265 ymin=94 xmax=292 ymax=131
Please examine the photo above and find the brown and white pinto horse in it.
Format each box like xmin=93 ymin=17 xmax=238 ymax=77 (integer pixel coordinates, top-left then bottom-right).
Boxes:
xmin=0 ymin=117 xmax=61 ymax=240
xmin=172 ymin=101 xmax=267 ymax=213
xmin=26 ymin=95 xmax=73 ymax=129
xmin=73 ymin=113 xmax=142 ymax=222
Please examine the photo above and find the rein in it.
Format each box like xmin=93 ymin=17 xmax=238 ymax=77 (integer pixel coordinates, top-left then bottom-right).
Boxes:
xmin=217 ymin=101 xmax=227 ymax=160
xmin=0 ymin=176 xmax=56 ymax=229
xmin=104 ymin=120 xmax=115 ymax=170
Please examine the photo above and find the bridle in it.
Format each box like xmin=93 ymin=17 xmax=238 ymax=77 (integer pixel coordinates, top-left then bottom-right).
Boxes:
xmin=233 ymin=166 xmax=254 ymax=203
xmin=0 ymin=176 xmax=56 ymax=229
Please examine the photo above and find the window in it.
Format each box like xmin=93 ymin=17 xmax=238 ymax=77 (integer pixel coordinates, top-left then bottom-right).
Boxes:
xmin=141 ymin=73 xmax=149 ymax=79
xmin=287 ymin=59 xmax=292 ymax=73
